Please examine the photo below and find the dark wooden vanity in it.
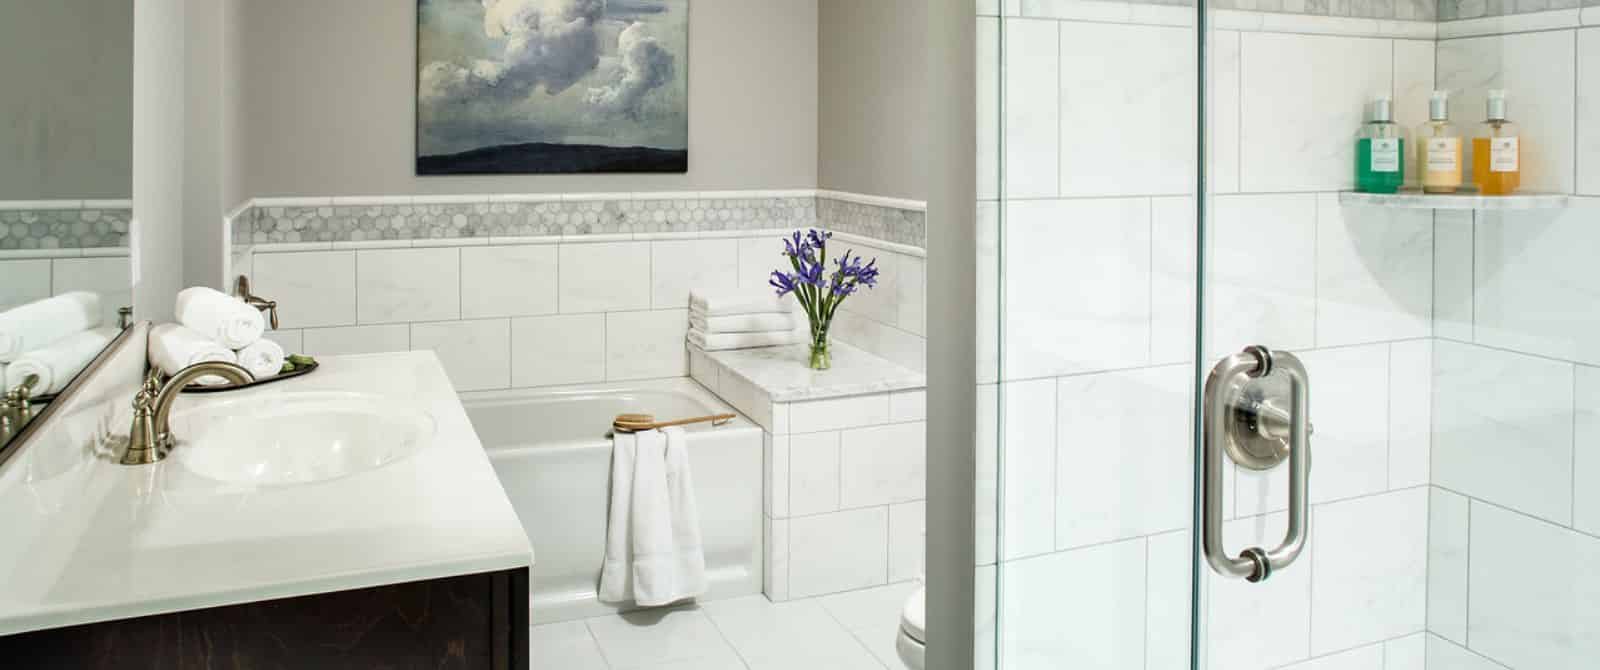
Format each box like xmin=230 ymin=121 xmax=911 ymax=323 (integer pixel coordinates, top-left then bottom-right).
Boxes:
xmin=0 ymin=568 xmax=529 ymax=669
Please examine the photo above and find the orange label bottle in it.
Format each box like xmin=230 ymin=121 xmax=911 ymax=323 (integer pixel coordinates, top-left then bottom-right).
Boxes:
xmin=1472 ymin=90 xmax=1520 ymax=195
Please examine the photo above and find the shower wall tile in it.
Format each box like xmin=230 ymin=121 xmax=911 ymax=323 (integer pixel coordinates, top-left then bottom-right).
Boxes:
xmin=410 ymin=318 xmax=510 ymax=392
xmin=460 ymin=245 xmax=558 ymax=319
xmin=1239 ymin=33 xmax=1394 ymax=192
xmin=1309 ymin=488 xmax=1428 ymax=654
xmin=1206 ymin=194 xmax=1316 ymax=360
xmin=1468 ymin=501 xmax=1600 ymax=669
xmin=1054 ymin=365 xmax=1191 ymax=550
xmin=250 ymin=250 xmax=356 ymax=329
xmin=1000 ymin=378 xmax=1058 ymax=561
xmin=356 ymin=247 xmax=460 ymax=324
xmin=1573 ymin=364 xmax=1600 ymax=535
xmin=1149 ymin=197 xmax=1197 ymax=365
xmin=1212 ymin=31 xmax=1243 ymax=194
xmin=1426 ymin=488 xmax=1471 ymax=644
xmin=1004 ymin=18 xmax=1061 ymax=199
xmin=1000 ymin=539 xmax=1148 ymax=668
xmin=1236 ymin=344 xmax=1391 ymax=516
xmin=1580 ymin=29 xmax=1600 ymax=195
xmin=1057 ymin=22 xmax=1195 ymax=197
xmin=1474 ymin=201 xmax=1600 ymax=365
xmin=1437 ymin=30 xmax=1577 ymax=194
xmin=1144 ymin=531 xmax=1193 ymax=670
xmin=1314 ymin=194 xmax=1433 ymax=347
xmin=1004 ymin=198 xmax=1151 ymax=379
xmin=1424 ymin=635 xmax=1504 ymax=670
xmin=1431 ymin=210 xmax=1475 ymax=342
xmin=1433 ymin=340 xmax=1575 ymax=525
xmin=1278 ymin=644 xmax=1383 ymax=669
xmin=1384 ymin=634 xmax=1427 ymax=669
xmin=1387 ymin=339 xmax=1432 ymax=489
xmin=1206 ymin=512 xmax=1313 ymax=668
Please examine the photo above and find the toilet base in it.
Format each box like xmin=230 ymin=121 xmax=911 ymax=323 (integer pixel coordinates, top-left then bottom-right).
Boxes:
xmin=896 ymin=628 xmax=925 ymax=670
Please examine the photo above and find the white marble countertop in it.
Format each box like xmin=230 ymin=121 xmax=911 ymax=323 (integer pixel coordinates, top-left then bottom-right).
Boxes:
xmin=0 ymin=352 xmax=532 ymax=636
xmin=699 ymin=341 xmax=925 ymax=403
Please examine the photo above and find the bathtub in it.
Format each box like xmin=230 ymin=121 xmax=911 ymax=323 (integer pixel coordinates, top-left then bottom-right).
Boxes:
xmin=461 ymin=378 xmax=764 ymax=624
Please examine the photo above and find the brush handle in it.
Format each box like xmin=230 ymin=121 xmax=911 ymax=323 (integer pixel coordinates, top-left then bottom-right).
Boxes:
xmin=649 ymin=413 xmax=737 ymax=429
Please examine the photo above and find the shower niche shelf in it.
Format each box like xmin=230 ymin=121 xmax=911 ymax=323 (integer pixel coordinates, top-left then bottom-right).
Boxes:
xmin=1339 ymin=191 xmax=1569 ymax=211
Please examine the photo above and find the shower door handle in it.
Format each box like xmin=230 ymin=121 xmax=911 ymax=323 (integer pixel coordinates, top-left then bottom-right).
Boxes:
xmin=1202 ymin=346 xmax=1311 ymax=583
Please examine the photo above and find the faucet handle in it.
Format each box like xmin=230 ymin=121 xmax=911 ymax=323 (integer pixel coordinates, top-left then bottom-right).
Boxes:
xmin=234 ymin=275 xmax=280 ymax=330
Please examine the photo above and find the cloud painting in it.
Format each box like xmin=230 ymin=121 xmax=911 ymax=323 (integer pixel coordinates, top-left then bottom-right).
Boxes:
xmin=416 ymin=0 xmax=689 ymax=175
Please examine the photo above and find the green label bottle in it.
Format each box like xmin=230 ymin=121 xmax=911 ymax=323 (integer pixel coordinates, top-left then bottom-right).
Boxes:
xmin=1356 ymin=96 xmax=1405 ymax=194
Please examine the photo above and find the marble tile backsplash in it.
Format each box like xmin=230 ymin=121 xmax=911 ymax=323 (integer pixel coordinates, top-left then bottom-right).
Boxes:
xmin=1439 ymin=0 xmax=1585 ymax=20
xmin=0 ymin=204 xmax=131 ymax=250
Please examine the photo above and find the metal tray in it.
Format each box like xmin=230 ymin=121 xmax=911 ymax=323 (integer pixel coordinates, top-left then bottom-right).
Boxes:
xmin=181 ymin=361 xmax=319 ymax=394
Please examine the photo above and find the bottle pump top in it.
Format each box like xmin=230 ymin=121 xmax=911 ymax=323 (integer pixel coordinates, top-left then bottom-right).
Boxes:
xmin=1371 ymin=96 xmax=1394 ymax=123
xmin=1486 ymin=89 xmax=1508 ymax=121
xmin=1429 ymin=91 xmax=1450 ymax=121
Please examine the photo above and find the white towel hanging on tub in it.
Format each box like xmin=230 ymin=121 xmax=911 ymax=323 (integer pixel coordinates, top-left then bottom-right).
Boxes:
xmin=599 ymin=426 xmax=707 ymax=607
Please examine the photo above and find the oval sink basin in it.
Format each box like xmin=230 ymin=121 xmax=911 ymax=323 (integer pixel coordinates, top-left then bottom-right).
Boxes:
xmin=169 ymin=391 xmax=435 ymax=486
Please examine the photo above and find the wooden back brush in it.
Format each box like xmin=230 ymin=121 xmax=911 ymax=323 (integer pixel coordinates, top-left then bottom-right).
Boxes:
xmin=612 ymin=412 xmax=737 ymax=433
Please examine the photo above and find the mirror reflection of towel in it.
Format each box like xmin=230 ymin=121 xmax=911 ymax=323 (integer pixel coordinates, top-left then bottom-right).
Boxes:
xmin=598 ymin=426 xmax=707 ymax=607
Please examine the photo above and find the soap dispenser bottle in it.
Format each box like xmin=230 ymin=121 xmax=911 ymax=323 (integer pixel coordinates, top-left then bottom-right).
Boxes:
xmin=1418 ymin=91 xmax=1463 ymax=194
xmin=1472 ymin=90 xmax=1521 ymax=195
xmin=1356 ymin=96 xmax=1405 ymax=194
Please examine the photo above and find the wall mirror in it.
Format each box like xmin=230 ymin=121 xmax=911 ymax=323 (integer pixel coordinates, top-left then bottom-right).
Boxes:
xmin=0 ymin=0 xmax=135 ymax=449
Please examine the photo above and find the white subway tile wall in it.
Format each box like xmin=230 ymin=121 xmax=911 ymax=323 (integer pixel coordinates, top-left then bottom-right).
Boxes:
xmin=0 ymin=254 xmax=131 ymax=327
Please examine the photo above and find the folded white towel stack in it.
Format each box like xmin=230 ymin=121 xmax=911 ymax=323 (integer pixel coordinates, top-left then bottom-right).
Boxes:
xmin=686 ymin=289 xmax=805 ymax=352
xmin=686 ymin=328 xmax=806 ymax=351
xmin=688 ymin=311 xmax=798 ymax=334
xmin=149 ymin=324 xmax=239 ymax=385
xmin=0 ymin=292 xmax=102 ymax=363
xmin=175 ymin=287 xmax=265 ymax=350
xmin=7 ymin=328 xmax=117 ymax=394
xmin=599 ymin=426 xmax=707 ymax=607
xmin=688 ymin=289 xmax=790 ymax=317
xmin=235 ymin=338 xmax=286 ymax=380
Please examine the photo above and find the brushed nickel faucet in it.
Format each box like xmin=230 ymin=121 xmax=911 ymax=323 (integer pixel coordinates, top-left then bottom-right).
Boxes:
xmin=121 ymin=362 xmax=253 ymax=465
xmin=0 ymin=373 xmax=40 ymax=442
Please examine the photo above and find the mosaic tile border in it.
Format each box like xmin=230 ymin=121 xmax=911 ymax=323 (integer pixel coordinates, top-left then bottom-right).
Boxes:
xmin=0 ymin=203 xmax=131 ymax=251
xmin=994 ymin=0 xmax=1439 ymax=21
xmin=233 ymin=191 xmax=927 ymax=250
xmin=1440 ymin=0 xmax=1591 ymax=20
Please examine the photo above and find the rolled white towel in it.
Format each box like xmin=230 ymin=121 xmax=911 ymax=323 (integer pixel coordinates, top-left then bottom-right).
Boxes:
xmin=8 ymin=327 xmax=117 ymax=394
xmin=688 ymin=309 xmax=799 ymax=334
xmin=149 ymin=324 xmax=239 ymax=385
xmin=175 ymin=286 xmax=265 ymax=349
xmin=686 ymin=328 xmax=806 ymax=352
xmin=234 ymin=338 xmax=285 ymax=380
xmin=687 ymin=289 xmax=791 ymax=317
xmin=0 ymin=292 xmax=102 ymax=363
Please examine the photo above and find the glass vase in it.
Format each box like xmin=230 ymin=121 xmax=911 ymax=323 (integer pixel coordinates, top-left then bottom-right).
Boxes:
xmin=808 ymin=325 xmax=831 ymax=371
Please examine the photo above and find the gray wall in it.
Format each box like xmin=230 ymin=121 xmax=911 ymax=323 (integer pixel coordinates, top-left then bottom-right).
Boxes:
xmin=817 ymin=0 xmax=928 ymax=202
xmin=0 ymin=0 xmax=133 ymax=200
xmin=231 ymin=0 xmax=818 ymax=201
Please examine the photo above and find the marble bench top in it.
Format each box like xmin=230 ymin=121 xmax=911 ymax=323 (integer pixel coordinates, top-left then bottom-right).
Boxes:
xmin=694 ymin=341 xmax=925 ymax=404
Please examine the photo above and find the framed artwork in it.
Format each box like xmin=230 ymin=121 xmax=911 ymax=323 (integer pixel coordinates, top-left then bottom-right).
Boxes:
xmin=417 ymin=0 xmax=689 ymax=175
